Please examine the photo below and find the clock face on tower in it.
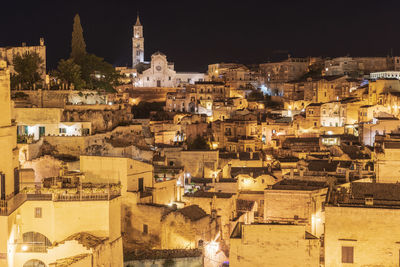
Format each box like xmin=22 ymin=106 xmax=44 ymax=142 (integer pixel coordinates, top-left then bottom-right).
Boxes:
xmin=156 ymin=66 xmax=162 ymax=72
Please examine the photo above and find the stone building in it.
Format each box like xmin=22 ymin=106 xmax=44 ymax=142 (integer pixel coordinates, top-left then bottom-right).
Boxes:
xmin=208 ymin=63 xmax=244 ymax=81
xmin=13 ymin=108 xmax=92 ymax=140
xmin=324 ymin=56 xmax=390 ymax=76
xmin=320 ymin=101 xmax=346 ymax=127
xmin=264 ymin=179 xmax=328 ymax=238
xmin=260 ymin=57 xmax=309 ymax=83
xmin=368 ymin=79 xmax=400 ymax=105
xmin=374 ymin=136 xmax=400 ymax=183
xmin=325 ymin=182 xmax=400 ymax=266
xmin=230 ymin=223 xmax=320 ymax=267
xmin=0 ymin=39 xmax=46 ymax=80
xmin=182 ymin=191 xmax=237 ymax=245
xmin=164 ymin=81 xmax=229 ymax=114
xmin=0 ymin=61 xmax=123 ymax=267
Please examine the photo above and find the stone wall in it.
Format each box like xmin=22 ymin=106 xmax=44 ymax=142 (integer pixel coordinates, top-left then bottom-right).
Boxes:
xmin=325 ymin=206 xmax=400 ymax=267
xmin=21 ymin=155 xmax=62 ymax=183
xmin=62 ymin=106 xmax=133 ymax=134
xmin=43 ymin=124 xmax=148 ymax=159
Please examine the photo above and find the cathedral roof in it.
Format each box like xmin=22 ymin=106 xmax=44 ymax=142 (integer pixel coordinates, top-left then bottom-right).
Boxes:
xmin=152 ymin=51 xmax=166 ymax=57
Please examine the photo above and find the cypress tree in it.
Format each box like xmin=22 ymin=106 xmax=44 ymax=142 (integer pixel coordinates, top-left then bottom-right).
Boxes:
xmin=70 ymin=14 xmax=86 ymax=61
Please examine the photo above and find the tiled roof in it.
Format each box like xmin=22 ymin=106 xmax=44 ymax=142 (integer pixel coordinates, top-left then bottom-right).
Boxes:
xmin=231 ymin=167 xmax=272 ymax=178
xmin=351 ymin=183 xmax=400 ymax=201
xmin=271 ymin=179 xmax=327 ymax=191
xmin=236 ymin=199 xmax=255 ymax=211
xmin=176 ymin=205 xmax=208 ymax=221
xmin=307 ymin=160 xmax=338 ymax=172
xmin=184 ymin=191 xmax=235 ymax=199
xmin=384 ymin=142 xmax=400 ymax=149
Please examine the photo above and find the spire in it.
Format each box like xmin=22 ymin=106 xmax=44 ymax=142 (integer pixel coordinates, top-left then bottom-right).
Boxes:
xmin=135 ymin=13 xmax=141 ymax=26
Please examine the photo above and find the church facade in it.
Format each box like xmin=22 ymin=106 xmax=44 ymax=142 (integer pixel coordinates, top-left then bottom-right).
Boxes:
xmin=131 ymin=15 xmax=205 ymax=88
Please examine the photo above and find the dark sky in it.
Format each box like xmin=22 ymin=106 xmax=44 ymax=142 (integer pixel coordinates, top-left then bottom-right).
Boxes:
xmin=0 ymin=0 xmax=399 ymax=72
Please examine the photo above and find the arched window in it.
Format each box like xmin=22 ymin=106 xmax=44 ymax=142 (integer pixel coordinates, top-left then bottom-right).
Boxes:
xmin=22 ymin=232 xmax=52 ymax=252
xmin=23 ymin=259 xmax=46 ymax=267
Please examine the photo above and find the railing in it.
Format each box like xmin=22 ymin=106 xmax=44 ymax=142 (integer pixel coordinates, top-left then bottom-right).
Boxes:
xmin=27 ymin=194 xmax=52 ymax=201
xmin=0 ymin=193 xmax=27 ymax=216
xmin=0 ymin=191 xmax=121 ymax=216
xmin=53 ymin=193 xmax=120 ymax=202
xmin=15 ymin=243 xmax=49 ymax=253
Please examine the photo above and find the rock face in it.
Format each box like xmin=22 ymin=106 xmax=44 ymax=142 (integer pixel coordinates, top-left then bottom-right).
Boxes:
xmin=62 ymin=107 xmax=133 ymax=134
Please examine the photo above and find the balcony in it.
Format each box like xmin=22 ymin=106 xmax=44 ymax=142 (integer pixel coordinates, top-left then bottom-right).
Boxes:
xmin=0 ymin=190 xmax=120 ymax=216
xmin=15 ymin=243 xmax=49 ymax=253
xmin=0 ymin=193 xmax=26 ymax=216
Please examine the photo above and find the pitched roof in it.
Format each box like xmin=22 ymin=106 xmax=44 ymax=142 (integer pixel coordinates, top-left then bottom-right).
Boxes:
xmin=184 ymin=191 xmax=235 ymax=199
xmin=351 ymin=182 xmax=400 ymax=201
xmin=231 ymin=167 xmax=272 ymax=178
xmin=384 ymin=142 xmax=400 ymax=149
xmin=271 ymin=179 xmax=328 ymax=191
xmin=236 ymin=199 xmax=255 ymax=211
xmin=307 ymin=160 xmax=338 ymax=172
xmin=176 ymin=205 xmax=208 ymax=221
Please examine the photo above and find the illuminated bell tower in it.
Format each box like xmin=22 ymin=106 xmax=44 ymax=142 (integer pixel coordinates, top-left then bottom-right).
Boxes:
xmin=132 ymin=14 xmax=144 ymax=68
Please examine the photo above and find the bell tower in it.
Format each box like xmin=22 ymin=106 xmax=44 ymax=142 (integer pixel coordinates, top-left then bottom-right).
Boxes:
xmin=132 ymin=14 xmax=144 ymax=68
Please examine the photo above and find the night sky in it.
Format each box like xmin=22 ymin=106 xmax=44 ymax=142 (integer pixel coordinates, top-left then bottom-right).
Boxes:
xmin=1 ymin=0 xmax=399 ymax=72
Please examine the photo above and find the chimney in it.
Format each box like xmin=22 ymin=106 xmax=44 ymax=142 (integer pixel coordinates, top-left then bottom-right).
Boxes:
xmin=21 ymin=42 xmax=26 ymax=47
xmin=40 ymin=38 xmax=45 ymax=46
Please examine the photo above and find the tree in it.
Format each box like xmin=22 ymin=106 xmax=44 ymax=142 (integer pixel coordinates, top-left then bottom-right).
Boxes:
xmin=76 ymin=53 xmax=120 ymax=92
xmin=12 ymin=52 xmax=43 ymax=89
xmin=186 ymin=135 xmax=210 ymax=150
xmin=70 ymin=14 xmax=86 ymax=61
xmin=247 ymin=89 xmax=264 ymax=101
xmin=54 ymin=59 xmax=84 ymax=90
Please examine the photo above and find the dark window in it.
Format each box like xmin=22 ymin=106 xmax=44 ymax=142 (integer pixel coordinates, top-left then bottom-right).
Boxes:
xmin=138 ymin=178 xmax=144 ymax=192
xmin=59 ymin=128 xmax=66 ymax=134
xmin=0 ymin=173 xmax=5 ymax=200
xmin=321 ymin=201 xmax=325 ymax=211
xmin=342 ymin=246 xmax=354 ymax=263
xmin=143 ymin=224 xmax=148 ymax=235
xmin=14 ymin=168 xmax=19 ymax=195
xmin=39 ymin=126 xmax=45 ymax=137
